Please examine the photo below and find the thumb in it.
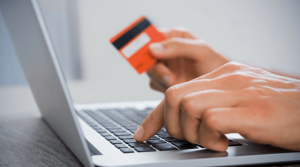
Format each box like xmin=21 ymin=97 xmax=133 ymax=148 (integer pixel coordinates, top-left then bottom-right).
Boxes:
xmin=133 ymin=99 xmax=165 ymax=141
xmin=149 ymin=38 xmax=205 ymax=60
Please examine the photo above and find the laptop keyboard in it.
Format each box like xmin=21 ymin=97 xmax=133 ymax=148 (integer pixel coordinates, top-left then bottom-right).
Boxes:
xmin=78 ymin=107 xmax=242 ymax=154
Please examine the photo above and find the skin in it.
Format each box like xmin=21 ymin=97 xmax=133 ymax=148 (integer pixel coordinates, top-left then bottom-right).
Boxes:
xmin=133 ymin=28 xmax=300 ymax=152
xmin=147 ymin=27 xmax=229 ymax=92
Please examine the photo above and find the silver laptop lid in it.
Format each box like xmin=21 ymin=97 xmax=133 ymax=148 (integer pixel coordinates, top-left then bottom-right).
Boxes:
xmin=0 ymin=0 xmax=93 ymax=166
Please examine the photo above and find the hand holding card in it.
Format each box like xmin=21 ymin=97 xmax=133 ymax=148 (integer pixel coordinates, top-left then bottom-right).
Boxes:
xmin=110 ymin=16 xmax=165 ymax=74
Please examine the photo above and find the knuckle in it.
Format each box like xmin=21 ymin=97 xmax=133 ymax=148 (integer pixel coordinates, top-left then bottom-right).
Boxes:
xmin=203 ymin=109 xmax=219 ymax=130
xmin=220 ymin=73 xmax=248 ymax=83
xmin=242 ymin=86 xmax=267 ymax=98
xmin=167 ymin=38 xmax=181 ymax=46
xmin=149 ymin=81 xmax=157 ymax=90
xmin=165 ymin=85 xmax=181 ymax=104
xmin=228 ymin=73 xmax=245 ymax=80
xmin=181 ymin=95 xmax=195 ymax=115
xmin=221 ymin=62 xmax=243 ymax=71
xmin=243 ymin=87 xmax=259 ymax=95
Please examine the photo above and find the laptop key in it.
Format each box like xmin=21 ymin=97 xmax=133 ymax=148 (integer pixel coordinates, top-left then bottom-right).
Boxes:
xmin=194 ymin=144 xmax=203 ymax=148
xmin=157 ymin=134 xmax=171 ymax=138
xmin=128 ymin=143 xmax=149 ymax=147
xmin=156 ymin=130 xmax=167 ymax=135
xmin=134 ymin=146 xmax=156 ymax=152
xmin=171 ymin=141 xmax=198 ymax=149
xmin=110 ymin=140 xmax=122 ymax=144
xmin=147 ymin=140 xmax=166 ymax=145
xmin=96 ymin=121 xmax=111 ymax=124
xmin=100 ymin=133 xmax=111 ymax=136
xmin=123 ymin=125 xmax=139 ymax=128
xmin=90 ymin=125 xmax=99 ymax=128
xmin=129 ymin=130 xmax=137 ymax=133
xmin=120 ymin=148 xmax=134 ymax=153
xmin=109 ymin=129 xmax=126 ymax=133
xmin=163 ymin=137 xmax=182 ymax=142
xmin=98 ymin=130 xmax=108 ymax=133
xmin=123 ymin=139 xmax=142 ymax=143
xmin=100 ymin=123 xmax=116 ymax=126
xmin=118 ymin=135 xmax=134 ymax=140
xmin=114 ymin=144 xmax=128 ymax=148
xmin=114 ymin=132 xmax=131 ymax=136
xmin=109 ymin=129 xmax=126 ymax=134
xmin=228 ymin=141 xmax=242 ymax=146
xmin=126 ymin=127 xmax=138 ymax=131
xmin=152 ymin=143 xmax=178 ymax=151
xmin=105 ymin=136 xmax=117 ymax=140
xmin=105 ymin=126 xmax=120 ymax=129
xmin=149 ymin=136 xmax=159 ymax=140
xmin=96 ymin=129 xmax=107 ymax=133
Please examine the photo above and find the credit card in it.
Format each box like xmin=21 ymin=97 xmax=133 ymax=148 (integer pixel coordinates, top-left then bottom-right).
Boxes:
xmin=110 ymin=16 xmax=165 ymax=74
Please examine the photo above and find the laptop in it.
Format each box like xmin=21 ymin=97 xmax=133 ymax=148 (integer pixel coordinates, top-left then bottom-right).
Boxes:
xmin=1 ymin=0 xmax=300 ymax=166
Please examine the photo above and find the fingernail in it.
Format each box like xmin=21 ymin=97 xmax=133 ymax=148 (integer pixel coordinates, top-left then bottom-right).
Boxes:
xmin=149 ymin=43 xmax=163 ymax=53
xmin=163 ymin=75 xmax=171 ymax=85
xmin=133 ymin=126 xmax=144 ymax=140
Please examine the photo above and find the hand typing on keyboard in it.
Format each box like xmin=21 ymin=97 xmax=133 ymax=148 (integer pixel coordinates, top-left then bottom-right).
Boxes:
xmin=134 ymin=62 xmax=300 ymax=152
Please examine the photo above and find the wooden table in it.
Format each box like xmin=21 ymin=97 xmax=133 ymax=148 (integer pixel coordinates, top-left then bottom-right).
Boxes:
xmin=0 ymin=109 xmax=83 ymax=167
xmin=0 ymin=109 xmax=299 ymax=167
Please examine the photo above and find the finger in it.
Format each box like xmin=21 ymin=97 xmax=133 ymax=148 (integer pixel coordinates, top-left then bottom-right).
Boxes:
xmin=147 ymin=67 xmax=169 ymax=90
xmin=133 ymin=99 xmax=165 ymax=141
xmin=149 ymin=38 xmax=208 ymax=61
xmin=179 ymin=90 xmax=247 ymax=144
xmin=158 ymin=27 xmax=196 ymax=39
xmin=180 ymin=107 xmax=201 ymax=142
xmin=199 ymin=107 xmax=252 ymax=151
xmin=147 ymin=62 xmax=175 ymax=87
xmin=149 ymin=80 xmax=167 ymax=93
xmin=181 ymin=89 xmax=248 ymax=119
xmin=164 ymin=79 xmax=237 ymax=139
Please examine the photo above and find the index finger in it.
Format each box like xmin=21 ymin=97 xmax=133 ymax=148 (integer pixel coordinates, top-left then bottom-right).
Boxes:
xmin=133 ymin=99 xmax=165 ymax=141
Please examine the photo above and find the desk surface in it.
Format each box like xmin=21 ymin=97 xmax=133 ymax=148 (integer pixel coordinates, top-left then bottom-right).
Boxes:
xmin=0 ymin=109 xmax=299 ymax=167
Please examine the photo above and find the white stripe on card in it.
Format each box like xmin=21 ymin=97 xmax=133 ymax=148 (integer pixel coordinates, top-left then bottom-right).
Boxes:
xmin=121 ymin=33 xmax=150 ymax=58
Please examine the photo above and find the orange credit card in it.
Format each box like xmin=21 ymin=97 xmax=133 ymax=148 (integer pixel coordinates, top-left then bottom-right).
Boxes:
xmin=110 ymin=16 xmax=166 ymax=74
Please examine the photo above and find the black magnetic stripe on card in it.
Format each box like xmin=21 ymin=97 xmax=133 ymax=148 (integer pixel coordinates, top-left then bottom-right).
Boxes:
xmin=112 ymin=18 xmax=151 ymax=50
